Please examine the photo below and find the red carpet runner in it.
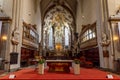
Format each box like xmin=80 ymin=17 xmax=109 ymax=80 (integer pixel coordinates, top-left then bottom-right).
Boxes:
xmin=0 ymin=67 xmax=120 ymax=80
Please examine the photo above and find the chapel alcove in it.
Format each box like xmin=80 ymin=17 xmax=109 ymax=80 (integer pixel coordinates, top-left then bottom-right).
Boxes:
xmin=42 ymin=5 xmax=75 ymax=60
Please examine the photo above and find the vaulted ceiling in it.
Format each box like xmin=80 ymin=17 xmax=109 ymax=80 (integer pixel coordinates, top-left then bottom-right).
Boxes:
xmin=40 ymin=0 xmax=78 ymax=21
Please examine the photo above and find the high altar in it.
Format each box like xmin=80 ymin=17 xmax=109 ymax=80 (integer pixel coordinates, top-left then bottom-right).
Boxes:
xmin=43 ymin=40 xmax=72 ymax=72
xmin=42 ymin=8 xmax=76 ymax=73
xmin=46 ymin=44 xmax=73 ymax=73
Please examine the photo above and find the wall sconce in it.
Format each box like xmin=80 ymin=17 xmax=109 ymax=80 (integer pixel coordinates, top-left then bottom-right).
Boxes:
xmin=2 ymin=35 xmax=7 ymax=40
xmin=113 ymin=36 xmax=119 ymax=41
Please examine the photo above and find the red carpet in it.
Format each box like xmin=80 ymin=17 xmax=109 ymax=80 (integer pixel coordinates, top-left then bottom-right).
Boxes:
xmin=0 ymin=70 xmax=5 ymax=75
xmin=0 ymin=67 xmax=120 ymax=80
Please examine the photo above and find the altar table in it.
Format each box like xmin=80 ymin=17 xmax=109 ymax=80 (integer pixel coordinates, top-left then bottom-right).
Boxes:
xmin=46 ymin=60 xmax=73 ymax=73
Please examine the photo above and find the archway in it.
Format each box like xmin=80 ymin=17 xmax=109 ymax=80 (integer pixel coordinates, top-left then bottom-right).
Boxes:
xmin=43 ymin=5 xmax=74 ymax=56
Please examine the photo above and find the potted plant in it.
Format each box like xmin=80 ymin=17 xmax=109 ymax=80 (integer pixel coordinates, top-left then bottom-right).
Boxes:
xmin=38 ymin=58 xmax=45 ymax=74
xmin=38 ymin=59 xmax=45 ymax=64
xmin=73 ymin=59 xmax=80 ymax=74
xmin=74 ymin=59 xmax=80 ymax=64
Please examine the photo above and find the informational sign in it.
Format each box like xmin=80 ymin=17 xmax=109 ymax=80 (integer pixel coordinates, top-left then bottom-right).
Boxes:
xmin=9 ymin=74 xmax=16 ymax=79
xmin=106 ymin=74 xmax=113 ymax=79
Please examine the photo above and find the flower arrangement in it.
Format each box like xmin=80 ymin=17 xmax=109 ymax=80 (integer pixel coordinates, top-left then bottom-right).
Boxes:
xmin=38 ymin=59 xmax=45 ymax=64
xmin=37 ymin=56 xmax=45 ymax=64
xmin=74 ymin=59 xmax=80 ymax=64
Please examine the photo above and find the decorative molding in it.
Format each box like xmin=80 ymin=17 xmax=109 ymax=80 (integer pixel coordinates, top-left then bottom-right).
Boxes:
xmin=22 ymin=21 xmax=39 ymax=49
xmin=0 ymin=17 xmax=12 ymax=22
xmin=109 ymin=17 xmax=120 ymax=22
xmin=81 ymin=22 xmax=96 ymax=36
xmin=22 ymin=39 xmax=38 ymax=48
xmin=23 ymin=21 xmax=37 ymax=31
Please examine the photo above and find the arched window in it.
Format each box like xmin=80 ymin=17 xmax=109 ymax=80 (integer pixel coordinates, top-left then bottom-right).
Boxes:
xmin=48 ymin=27 xmax=53 ymax=50
xmin=81 ymin=23 xmax=96 ymax=43
xmin=65 ymin=27 xmax=69 ymax=48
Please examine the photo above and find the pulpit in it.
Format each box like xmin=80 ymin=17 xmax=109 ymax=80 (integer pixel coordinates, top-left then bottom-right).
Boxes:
xmin=46 ymin=60 xmax=73 ymax=73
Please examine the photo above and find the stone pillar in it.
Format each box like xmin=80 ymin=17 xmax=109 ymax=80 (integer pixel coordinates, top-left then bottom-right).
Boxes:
xmin=96 ymin=0 xmax=113 ymax=69
xmin=96 ymin=0 xmax=105 ymax=68
xmin=10 ymin=0 xmax=23 ymax=71
xmin=103 ymin=48 xmax=109 ymax=68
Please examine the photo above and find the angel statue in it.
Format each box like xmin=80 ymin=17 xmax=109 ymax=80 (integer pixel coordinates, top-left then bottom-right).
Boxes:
xmin=100 ymin=32 xmax=110 ymax=47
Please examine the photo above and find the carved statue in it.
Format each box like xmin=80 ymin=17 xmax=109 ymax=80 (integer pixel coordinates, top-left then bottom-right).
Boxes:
xmin=11 ymin=29 xmax=20 ymax=45
xmin=100 ymin=32 xmax=110 ymax=57
xmin=100 ymin=32 xmax=110 ymax=47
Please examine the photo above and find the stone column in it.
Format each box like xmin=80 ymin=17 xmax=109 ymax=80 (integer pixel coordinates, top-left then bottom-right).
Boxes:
xmin=96 ymin=0 xmax=113 ymax=69
xmin=100 ymin=33 xmax=110 ymax=68
xmin=96 ymin=0 xmax=105 ymax=68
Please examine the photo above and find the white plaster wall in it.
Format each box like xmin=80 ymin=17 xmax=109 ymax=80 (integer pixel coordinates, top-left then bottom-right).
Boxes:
xmin=22 ymin=0 xmax=41 ymax=41
xmin=0 ymin=0 xmax=3 ymax=9
xmin=76 ymin=0 xmax=97 ymax=36
xmin=82 ymin=0 xmax=97 ymax=25
xmin=115 ymin=0 xmax=120 ymax=11
xmin=2 ymin=0 xmax=13 ymax=18
xmin=107 ymin=0 xmax=116 ymax=16
xmin=23 ymin=0 xmax=41 ymax=42
xmin=35 ymin=0 xmax=42 ymax=42
xmin=76 ymin=0 xmax=82 ymax=34
xmin=22 ymin=0 xmax=36 ymax=24
xmin=108 ymin=0 xmax=120 ymax=16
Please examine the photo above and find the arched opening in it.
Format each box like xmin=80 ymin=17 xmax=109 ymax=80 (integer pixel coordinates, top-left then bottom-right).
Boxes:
xmin=43 ymin=5 xmax=74 ymax=56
